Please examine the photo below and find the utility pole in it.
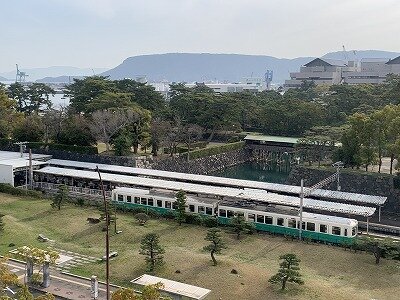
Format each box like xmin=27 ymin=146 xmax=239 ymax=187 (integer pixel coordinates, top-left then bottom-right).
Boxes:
xmin=299 ymin=179 xmax=304 ymax=240
xmin=96 ymin=166 xmax=110 ymax=300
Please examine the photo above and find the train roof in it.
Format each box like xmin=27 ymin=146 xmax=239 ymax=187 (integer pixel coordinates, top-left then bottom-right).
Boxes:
xmin=219 ymin=201 xmax=357 ymax=226
xmin=46 ymin=159 xmax=387 ymax=206
xmin=35 ymin=167 xmax=376 ymax=217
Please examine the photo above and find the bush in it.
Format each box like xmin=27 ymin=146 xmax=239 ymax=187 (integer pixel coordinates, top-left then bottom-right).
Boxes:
xmin=76 ymin=198 xmax=85 ymax=207
xmin=203 ymin=216 xmax=218 ymax=228
xmin=31 ymin=273 xmax=43 ymax=286
xmin=135 ymin=213 xmax=149 ymax=225
xmin=0 ymin=184 xmax=42 ymax=198
xmin=185 ymin=214 xmax=203 ymax=225
xmin=183 ymin=141 xmax=245 ymax=160
xmin=27 ymin=142 xmax=98 ymax=155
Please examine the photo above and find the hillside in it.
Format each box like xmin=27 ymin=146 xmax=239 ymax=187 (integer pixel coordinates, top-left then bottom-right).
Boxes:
xmin=35 ymin=75 xmax=85 ymax=83
xmin=101 ymin=50 xmax=400 ymax=84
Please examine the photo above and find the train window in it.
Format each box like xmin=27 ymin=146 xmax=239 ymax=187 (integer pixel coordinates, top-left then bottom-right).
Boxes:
xmin=352 ymin=226 xmax=357 ymax=236
xmin=198 ymin=206 xmax=205 ymax=214
xmin=332 ymin=226 xmax=341 ymax=235
xmin=157 ymin=200 xmax=163 ymax=207
xmin=141 ymin=198 xmax=147 ymax=205
xmin=117 ymin=195 xmax=123 ymax=202
xmin=277 ymin=218 xmax=284 ymax=226
xmin=127 ymin=196 xmax=132 ymax=203
xmin=165 ymin=201 xmax=172 ymax=209
xmin=297 ymin=222 xmax=305 ymax=230
xmin=265 ymin=216 xmax=273 ymax=224
xmin=134 ymin=197 xmax=140 ymax=204
xmin=227 ymin=210 xmax=235 ymax=218
xmin=148 ymin=198 xmax=154 ymax=206
xmin=344 ymin=229 xmax=348 ymax=236
xmin=288 ymin=218 xmax=296 ymax=228
xmin=306 ymin=222 xmax=315 ymax=231
xmin=219 ymin=209 xmax=227 ymax=217
xmin=320 ymin=224 xmax=327 ymax=233
xmin=248 ymin=214 xmax=255 ymax=222
xmin=257 ymin=215 xmax=264 ymax=223
xmin=189 ymin=205 xmax=195 ymax=212
xmin=206 ymin=207 xmax=213 ymax=215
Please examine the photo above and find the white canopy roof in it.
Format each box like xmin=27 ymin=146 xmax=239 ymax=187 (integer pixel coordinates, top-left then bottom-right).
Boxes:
xmin=47 ymin=159 xmax=387 ymax=206
xmin=35 ymin=166 xmax=376 ymax=216
xmin=131 ymin=274 xmax=211 ymax=300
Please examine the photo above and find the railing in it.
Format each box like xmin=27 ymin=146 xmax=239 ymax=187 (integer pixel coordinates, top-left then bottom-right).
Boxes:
xmin=32 ymin=182 xmax=111 ymax=198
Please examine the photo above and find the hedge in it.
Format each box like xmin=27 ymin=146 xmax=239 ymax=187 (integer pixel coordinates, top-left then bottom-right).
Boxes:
xmin=0 ymin=183 xmax=43 ymax=198
xmin=27 ymin=142 xmax=98 ymax=155
xmin=183 ymin=141 xmax=245 ymax=160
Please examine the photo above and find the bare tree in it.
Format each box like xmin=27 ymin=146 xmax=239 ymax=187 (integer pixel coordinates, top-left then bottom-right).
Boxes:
xmin=150 ymin=117 xmax=170 ymax=156
xmin=165 ymin=117 xmax=183 ymax=156
xmin=89 ymin=109 xmax=139 ymax=151
xmin=181 ymin=124 xmax=203 ymax=161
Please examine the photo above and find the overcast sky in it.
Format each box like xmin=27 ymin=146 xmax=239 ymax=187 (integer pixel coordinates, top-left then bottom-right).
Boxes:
xmin=2 ymin=0 xmax=400 ymax=71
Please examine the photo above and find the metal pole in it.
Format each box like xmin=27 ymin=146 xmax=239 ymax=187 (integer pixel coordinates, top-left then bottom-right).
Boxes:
xmin=96 ymin=166 xmax=110 ymax=300
xmin=299 ymin=179 xmax=304 ymax=240
xmin=336 ymin=165 xmax=341 ymax=191
xmin=29 ymin=149 xmax=33 ymax=189
xmin=366 ymin=217 xmax=369 ymax=235
xmin=378 ymin=206 xmax=381 ymax=223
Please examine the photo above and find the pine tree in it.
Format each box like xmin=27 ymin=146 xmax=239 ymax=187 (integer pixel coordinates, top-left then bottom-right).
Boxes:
xmin=269 ymin=253 xmax=304 ymax=290
xmin=230 ymin=213 xmax=254 ymax=239
xmin=203 ymin=228 xmax=227 ymax=266
xmin=175 ymin=190 xmax=187 ymax=225
xmin=139 ymin=233 xmax=165 ymax=272
xmin=51 ymin=185 xmax=68 ymax=210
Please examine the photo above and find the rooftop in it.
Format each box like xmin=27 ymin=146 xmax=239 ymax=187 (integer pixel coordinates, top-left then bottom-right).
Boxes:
xmin=244 ymin=134 xmax=299 ymax=144
xmin=131 ymin=274 xmax=211 ymax=300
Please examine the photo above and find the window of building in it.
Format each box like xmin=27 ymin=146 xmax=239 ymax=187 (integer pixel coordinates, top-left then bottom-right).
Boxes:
xmin=165 ymin=201 xmax=172 ymax=209
xmin=227 ymin=210 xmax=234 ymax=218
xmin=134 ymin=197 xmax=140 ymax=204
xmin=198 ymin=206 xmax=205 ymax=214
xmin=306 ymin=222 xmax=315 ymax=231
xmin=320 ymin=224 xmax=327 ymax=233
xmin=127 ymin=196 xmax=132 ymax=203
xmin=141 ymin=198 xmax=147 ymax=205
xmin=189 ymin=205 xmax=195 ymax=212
xmin=248 ymin=214 xmax=255 ymax=222
xmin=206 ymin=207 xmax=213 ymax=215
xmin=277 ymin=218 xmax=284 ymax=226
xmin=148 ymin=198 xmax=154 ymax=206
xmin=257 ymin=215 xmax=264 ymax=223
xmin=219 ymin=209 xmax=227 ymax=217
xmin=157 ymin=200 xmax=163 ymax=207
xmin=265 ymin=216 xmax=273 ymax=224
xmin=332 ymin=226 xmax=341 ymax=235
xmin=288 ymin=218 xmax=297 ymax=228
xmin=117 ymin=195 xmax=123 ymax=202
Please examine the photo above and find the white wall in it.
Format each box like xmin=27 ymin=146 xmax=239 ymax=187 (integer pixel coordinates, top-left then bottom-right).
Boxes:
xmin=0 ymin=164 xmax=14 ymax=186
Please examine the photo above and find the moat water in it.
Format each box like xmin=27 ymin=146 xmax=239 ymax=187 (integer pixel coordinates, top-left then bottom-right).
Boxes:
xmin=212 ymin=161 xmax=289 ymax=184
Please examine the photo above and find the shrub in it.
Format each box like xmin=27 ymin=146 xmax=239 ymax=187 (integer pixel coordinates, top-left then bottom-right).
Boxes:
xmin=183 ymin=141 xmax=245 ymax=160
xmin=203 ymin=216 xmax=218 ymax=228
xmin=0 ymin=184 xmax=42 ymax=198
xmin=135 ymin=213 xmax=149 ymax=225
xmin=185 ymin=214 xmax=203 ymax=225
xmin=76 ymin=198 xmax=85 ymax=206
xmin=31 ymin=273 xmax=43 ymax=286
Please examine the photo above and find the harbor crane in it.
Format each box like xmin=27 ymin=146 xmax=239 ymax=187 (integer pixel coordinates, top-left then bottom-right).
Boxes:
xmin=16 ymin=64 xmax=28 ymax=83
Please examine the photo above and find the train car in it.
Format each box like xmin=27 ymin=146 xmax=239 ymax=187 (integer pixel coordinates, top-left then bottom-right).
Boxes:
xmin=217 ymin=201 xmax=358 ymax=244
xmin=111 ymin=187 xmax=218 ymax=216
xmin=111 ymin=187 xmax=358 ymax=245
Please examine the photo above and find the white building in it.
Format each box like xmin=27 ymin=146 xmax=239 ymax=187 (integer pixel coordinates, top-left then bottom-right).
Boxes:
xmin=186 ymin=77 xmax=267 ymax=93
xmin=284 ymin=56 xmax=400 ymax=90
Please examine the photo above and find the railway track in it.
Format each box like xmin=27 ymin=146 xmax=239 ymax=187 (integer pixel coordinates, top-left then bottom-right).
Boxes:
xmin=359 ymin=221 xmax=400 ymax=238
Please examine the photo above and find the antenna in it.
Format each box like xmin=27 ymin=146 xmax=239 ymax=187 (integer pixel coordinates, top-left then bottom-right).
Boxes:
xmin=342 ymin=45 xmax=348 ymax=62
xmin=16 ymin=64 xmax=28 ymax=83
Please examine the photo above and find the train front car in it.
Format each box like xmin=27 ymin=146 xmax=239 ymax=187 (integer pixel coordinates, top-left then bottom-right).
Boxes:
xmin=217 ymin=201 xmax=358 ymax=245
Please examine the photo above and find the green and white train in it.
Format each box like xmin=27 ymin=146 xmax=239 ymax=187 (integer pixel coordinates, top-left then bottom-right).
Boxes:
xmin=111 ymin=187 xmax=358 ymax=245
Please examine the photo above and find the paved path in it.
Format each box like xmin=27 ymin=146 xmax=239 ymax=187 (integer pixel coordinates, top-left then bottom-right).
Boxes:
xmin=5 ymin=259 xmax=120 ymax=300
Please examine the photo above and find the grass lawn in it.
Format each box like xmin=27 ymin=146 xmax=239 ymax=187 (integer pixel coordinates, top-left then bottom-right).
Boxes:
xmin=1 ymin=193 xmax=399 ymax=300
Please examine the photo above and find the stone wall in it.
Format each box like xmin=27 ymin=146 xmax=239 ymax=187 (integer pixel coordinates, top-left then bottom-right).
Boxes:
xmin=149 ymin=148 xmax=251 ymax=174
xmin=286 ymin=166 xmax=400 ymax=212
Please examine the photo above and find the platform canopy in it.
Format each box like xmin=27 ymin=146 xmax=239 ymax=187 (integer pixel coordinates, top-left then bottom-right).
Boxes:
xmin=34 ymin=166 xmax=376 ymax=217
xmin=131 ymin=274 xmax=211 ymax=300
xmin=47 ymin=159 xmax=387 ymax=206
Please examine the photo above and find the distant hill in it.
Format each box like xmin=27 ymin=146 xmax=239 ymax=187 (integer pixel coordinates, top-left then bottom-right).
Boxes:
xmin=0 ymin=76 xmax=11 ymax=81
xmin=101 ymin=53 xmax=314 ymax=84
xmin=36 ymin=75 xmax=85 ymax=83
xmin=0 ymin=66 xmax=108 ymax=82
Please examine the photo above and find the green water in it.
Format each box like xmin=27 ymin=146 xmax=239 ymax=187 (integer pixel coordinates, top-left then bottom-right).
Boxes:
xmin=212 ymin=162 xmax=289 ymax=184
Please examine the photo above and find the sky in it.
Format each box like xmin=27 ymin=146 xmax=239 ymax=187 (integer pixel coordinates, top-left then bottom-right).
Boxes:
xmin=2 ymin=0 xmax=400 ymax=72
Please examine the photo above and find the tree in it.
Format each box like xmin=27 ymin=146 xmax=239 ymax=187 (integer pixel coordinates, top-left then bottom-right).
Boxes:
xmin=57 ymin=115 xmax=96 ymax=146
xmin=268 ymin=254 xmax=304 ymax=290
xmin=203 ymin=228 xmax=227 ymax=266
xmin=0 ymin=257 xmax=19 ymax=290
xmin=51 ymin=185 xmax=68 ymax=210
xmin=181 ymin=124 xmax=203 ymax=161
xmin=16 ymin=285 xmax=34 ymax=300
xmin=139 ymin=233 xmax=165 ymax=272
xmin=8 ymin=82 xmax=28 ymax=112
xmin=112 ymin=130 xmax=133 ymax=156
xmin=0 ymin=85 xmax=23 ymax=139
xmin=360 ymin=238 xmax=393 ymax=264
xmin=230 ymin=213 xmax=254 ymax=240
xmin=175 ymin=190 xmax=187 ymax=225
xmin=135 ymin=213 xmax=149 ymax=226
xmin=25 ymin=83 xmax=55 ymax=114
xmin=89 ymin=109 xmax=139 ymax=152
xmin=13 ymin=115 xmax=44 ymax=142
